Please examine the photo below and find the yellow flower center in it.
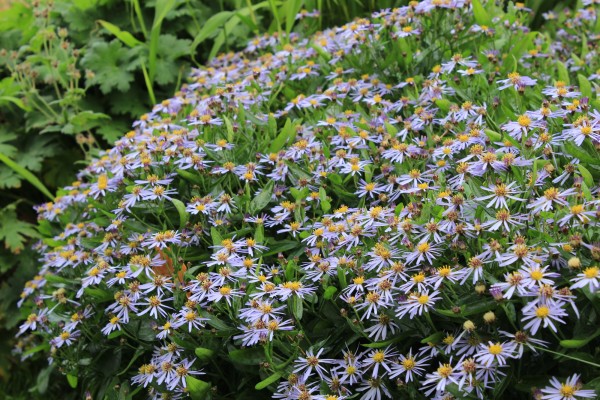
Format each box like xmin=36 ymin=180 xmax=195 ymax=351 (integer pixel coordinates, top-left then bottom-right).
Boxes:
xmin=219 ymin=286 xmax=232 ymax=295
xmin=584 ymin=266 xmax=599 ymax=279
xmin=97 ymin=174 xmax=108 ymax=190
xmin=530 ymin=269 xmax=544 ymax=281
xmin=437 ymin=364 xmax=453 ymax=378
xmin=402 ymin=357 xmax=416 ymax=370
xmin=560 ymin=384 xmax=575 ymax=397
xmin=535 ymin=306 xmax=550 ymax=318
xmin=488 ymin=343 xmax=503 ymax=355
xmin=571 ymin=204 xmax=584 ymax=214
xmin=372 ymin=351 xmax=385 ymax=363
xmin=417 ymin=242 xmax=430 ymax=253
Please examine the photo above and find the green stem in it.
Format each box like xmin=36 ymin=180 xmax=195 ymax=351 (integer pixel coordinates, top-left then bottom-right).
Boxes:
xmin=268 ymin=0 xmax=284 ymax=43
xmin=132 ymin=0 xmax=148 ymax=38
xmin=532 ymin=345 xmax=600 ymax=368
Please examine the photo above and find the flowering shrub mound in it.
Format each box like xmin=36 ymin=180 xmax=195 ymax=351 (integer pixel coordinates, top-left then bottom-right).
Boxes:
xmin=15 ymin=1 xmax=600 ymax=399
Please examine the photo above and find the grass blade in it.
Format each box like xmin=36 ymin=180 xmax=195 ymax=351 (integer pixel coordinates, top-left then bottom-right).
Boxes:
xmin=98 ymin=20 xmax=143 ymax=48
xmin=149 ymin=0 xmax=177 ymax=82
xmin=0 ymin=153 xmax=54 ymax=200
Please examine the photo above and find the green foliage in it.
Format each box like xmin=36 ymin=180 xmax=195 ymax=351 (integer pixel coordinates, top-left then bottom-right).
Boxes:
xmin=0 ymin=0 xmax=407 ymax=396
xmin=81 ymin=39 xmax=140 ymax=93
xmin=11 ymin=0 xmax=600 ymax=399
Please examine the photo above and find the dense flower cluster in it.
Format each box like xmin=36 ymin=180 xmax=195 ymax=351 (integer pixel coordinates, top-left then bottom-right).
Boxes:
xmin=15 ymin=1 xmax=600 ymax=399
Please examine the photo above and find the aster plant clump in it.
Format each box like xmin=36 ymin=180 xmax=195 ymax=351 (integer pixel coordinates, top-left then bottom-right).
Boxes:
xmin=14 ymin=1 xmax=600 ymax=399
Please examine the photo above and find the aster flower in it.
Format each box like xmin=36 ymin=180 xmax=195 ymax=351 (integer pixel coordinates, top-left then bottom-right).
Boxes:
xmin=389 ymin=350 xmax=429 ymax=382
xmin=570 ymin=266 xmax=600 ymax=291
xmin=497 ymin=72 xmax=537 ymax=91
xmin=364 ymin=314 xmax=398 ymax=342
xmin=422 ymin=360 xmax=461 ymax=397
xmin=52 ymin=329 xmax=80 ymax=347
xmin=405 ymin=240 xmax=442 ymax=265
xmin=540 ymin=374 xmax=596 ymax=400
xmin=294 ymin=348 xmax=335 ymax=380
xmin=475 ymin=341 xmax=516 ymax=367
xmin=499 ymin=330 xmax=549 ymax=358
xmin=475 ymin=182 xmax=524 ymax=209
xmin=137 ymin=294 xmax=174 ymax=318
xmin=522 ymin=303 xmax=568 ymax=335
xmin=527 ymin=187 xmax=578 ymax=214
xmin=361 ymin=346 xmax=398 ymax=378
xmin=396 ymin=290 xmax=441 ymax=319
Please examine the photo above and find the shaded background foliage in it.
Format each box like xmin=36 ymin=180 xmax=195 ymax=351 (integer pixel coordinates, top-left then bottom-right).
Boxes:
xmin=0 ymin=0 xmax=574 ymax=398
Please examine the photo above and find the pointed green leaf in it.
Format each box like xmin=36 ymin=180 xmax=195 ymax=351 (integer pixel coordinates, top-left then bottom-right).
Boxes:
xmin=255 ymin=372 xmax=282 ymax=390
xmin=472 ymin=0 xmax=492 ymax=26
xmin=249 ymin=181 xmax=274 ymax=214
xmin=98 ymin=20 xmax=143 ymax=48
xmin=170 ymin=198 xmax=189 ymax=229
xmin=186 ymin=376 xmax=211 ymax=400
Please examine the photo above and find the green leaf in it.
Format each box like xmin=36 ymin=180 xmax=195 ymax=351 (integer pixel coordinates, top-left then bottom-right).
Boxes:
xmin=503 ymin=32 xmax=538 ymax=73
xmin=285 ymin=0 xmax=304 ymax=37
xmin=362 ymin=332 xmax=412 ymax=348
xmin=207 ymin=1 xmax=273 ymax=59
xmin=0 ymin=164 xmax=21 ymax=189
xmin=223 ymin=116 xmax=235 ymax=142
xmin=578 ymin=74 xmax=593 ymax=98
xmin=564 ymin=141 xmax=600 ymax=165
xmin=485 ymin=129 xmax=502 ymax=142
xmin=269 ymin=118 xmax=295 ymax=153
xmin=177 ymin=169 xmax=204 ymax=185
xmin=81 ymin=40 xmax=139 ymax=94
xmin=578 ymin=165 xmax=594 ymax=187
xmin=249 ymin=181 xmax=274 ymax=214
xmin=0 ymin=95 xmax=29 ymax=111
xmin=255 ymin=224 xmax=264 ymax=244
xmin=255 ymin=372 xmax=282 ymax=390
xmin=190 ymin=11 xmax=234 ymax=56
xmin=62 ymin=111 xmax=110 ymax=135
xmin=97 ymin=119 xmax=130 ymax=144
xmin=0 ymin=153 xmax=54 ymax=200
xmin=22 ymin=343 xmax=50 ymax=357
xmin=285 ymin=259 xmax=297 ymax=280
xmin=36 ymin=365 xmax=54 ymax=394
xmin=560 ymin=329 xmax=600 ymax=349
xmin=320 ymin=198 xmax=331 ymax=213
xmin=170 ymin=198 xmax=189 ymax=229
xmin=228 ymin=347 xmax=265 ymax=365
xmin=556 ymin=61 xmax=570 ymax=85
xmin=0 ymin=132 xmax=18 ymax=158
xmin=108 ymin=330 xmax=124 ymax=339
xmin=194 ymin=347 xmax=215 ymax=362
xmin=472 ymin=0 xmax=492 ymax=26
xmin=324 ymin=286 xmax=337 ymax=300
xmin=98 ymin=20 xmax=143 ymax=48
xmin=290 ymin=296 xmax=303 ymax=320
xmin=148 ymin=0 xmax=177 ymax=82
xmin=84 ymin=287 xmax=114 ymax=302
xmin=328 ymin=173 xmax=342 ymax=185
xmin=155 ymin=34 xmax=192 ymax=85
xmin=435 ymin=99 xmax=451 ymax=113
xmin=66 ymin=374 xmax=78 ymax=388
xmin=420 ymin=332 xmax=444 ymax=344
xmin=186 ymin=376 xmax=211 ymax=400
xmin=210 ymin=227 xmax=223 ymax=247
xmin=16 ymin=136 xmax=58 ymax=173
xmin=290 ymin=187 xmax=309 ymax=201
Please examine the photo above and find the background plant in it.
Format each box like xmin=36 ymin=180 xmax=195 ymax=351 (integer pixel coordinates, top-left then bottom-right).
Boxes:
xmin=11 ymin=0 xmax=600 ymax=399
xmin=0 ymin=0 xmax=406 ymax=398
